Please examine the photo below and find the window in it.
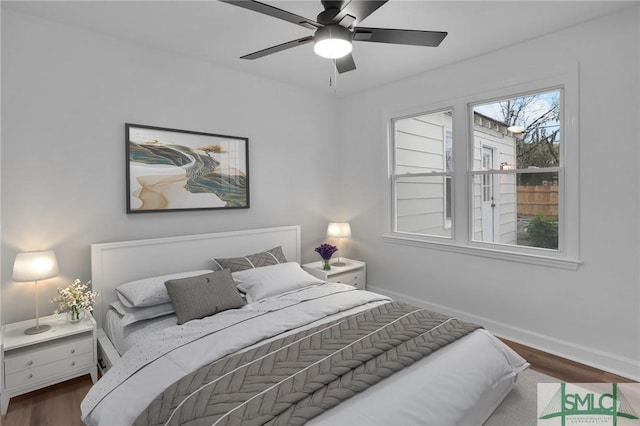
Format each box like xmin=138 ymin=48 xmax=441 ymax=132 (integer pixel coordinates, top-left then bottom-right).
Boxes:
xmin=387 ymin=71 xmax=580 ymax=269
xmin=472 ymin=90 xmax=561 ymax=249
xmin=391 ymin=110 xmax=453 ymax=239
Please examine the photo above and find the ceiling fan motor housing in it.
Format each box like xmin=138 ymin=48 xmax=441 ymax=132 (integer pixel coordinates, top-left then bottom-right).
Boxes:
xmin=318 ymin=1 xmax=346 ymax=23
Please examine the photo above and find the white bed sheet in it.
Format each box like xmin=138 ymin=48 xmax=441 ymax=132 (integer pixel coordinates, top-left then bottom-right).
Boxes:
xmin=83 ymin=285 xmax=528 ymax=425
xmin=104 ymin=308 xmax=178 ymax=355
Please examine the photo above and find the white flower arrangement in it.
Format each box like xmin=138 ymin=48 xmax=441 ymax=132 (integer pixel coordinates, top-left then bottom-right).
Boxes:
xmin=50 ymin=279 xmax=99 ymax=321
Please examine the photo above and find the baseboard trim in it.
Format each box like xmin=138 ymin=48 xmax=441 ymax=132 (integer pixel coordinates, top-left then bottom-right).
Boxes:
xmin=369 ymin=285 xmax=640 ymax=382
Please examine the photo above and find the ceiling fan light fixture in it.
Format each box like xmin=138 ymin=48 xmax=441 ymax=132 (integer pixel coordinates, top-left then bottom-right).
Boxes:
xmin=314 ymin=25 xmax=352 ymax=59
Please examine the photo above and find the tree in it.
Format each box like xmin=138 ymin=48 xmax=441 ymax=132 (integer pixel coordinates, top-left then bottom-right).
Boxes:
xmin=499 ymin=94 xmax=560 ymax=185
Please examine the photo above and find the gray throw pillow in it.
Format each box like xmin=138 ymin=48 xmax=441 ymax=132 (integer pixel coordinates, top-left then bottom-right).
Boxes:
xmin=165 ymin=269 xmax=245 ymax=325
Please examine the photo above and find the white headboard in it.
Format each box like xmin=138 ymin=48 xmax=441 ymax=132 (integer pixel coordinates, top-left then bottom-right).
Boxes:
xmin=90 ymin=225 xmax=301 ymax=329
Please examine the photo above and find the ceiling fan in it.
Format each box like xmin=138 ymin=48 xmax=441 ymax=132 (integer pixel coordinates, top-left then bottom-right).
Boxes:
xmin=220 ymin=0 xmax=447 ymax=74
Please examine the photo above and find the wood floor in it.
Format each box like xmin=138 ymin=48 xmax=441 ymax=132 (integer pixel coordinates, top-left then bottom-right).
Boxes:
xmin=1 ymin=340 xmax=637 ymax=426
xmin=499 ymin=338 xmax=636 ymax=384
xmin=2 ymin=375 xmax=92 ymax=426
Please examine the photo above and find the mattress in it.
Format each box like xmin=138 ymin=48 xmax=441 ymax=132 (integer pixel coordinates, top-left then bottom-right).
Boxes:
xmin=104 ymin=307 xmax=178 ymax=355
xmin=82 ymin=284 xmax=528 ymax=425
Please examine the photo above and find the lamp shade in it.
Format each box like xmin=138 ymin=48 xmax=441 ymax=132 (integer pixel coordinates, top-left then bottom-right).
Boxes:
xmin=327 ymin=222 xmax=351 ymax=239
xmin=13 ymin=250 xmax=59 ymax=282
xmin=313 ymin=25 xmax=352 ymax=59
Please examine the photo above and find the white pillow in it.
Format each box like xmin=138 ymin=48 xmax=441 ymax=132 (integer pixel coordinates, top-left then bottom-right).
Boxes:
xmin=233 ymin=262 xmax=324 ymax=303
xmin=110 ymin=301 xmax=175 ymax=327
xmin=116 ymin=270 xmax=214 ymax=307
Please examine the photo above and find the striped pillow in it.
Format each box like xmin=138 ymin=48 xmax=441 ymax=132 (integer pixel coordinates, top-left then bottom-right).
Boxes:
xmin=212 ymin=246 xmax=287 ymax=273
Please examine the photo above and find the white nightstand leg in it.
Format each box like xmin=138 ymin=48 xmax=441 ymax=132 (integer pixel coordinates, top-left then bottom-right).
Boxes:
xmin=90 ymin=366 xmax=98 ymax=383
xmin=1 ymin=392 xmax=9 ymax=415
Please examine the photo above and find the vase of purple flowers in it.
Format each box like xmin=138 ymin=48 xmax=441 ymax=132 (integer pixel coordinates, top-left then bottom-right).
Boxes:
xmin=314 ymin=243 xmax=338 ymax=270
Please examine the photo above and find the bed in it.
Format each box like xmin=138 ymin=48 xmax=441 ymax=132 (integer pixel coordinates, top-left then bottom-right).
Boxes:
xmin=80 ymin=225 xmax=528 ymax=425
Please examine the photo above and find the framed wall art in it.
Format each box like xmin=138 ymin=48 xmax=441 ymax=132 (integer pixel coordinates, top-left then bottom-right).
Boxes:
xmin=126 ymin=123 xmax=249 ymax=213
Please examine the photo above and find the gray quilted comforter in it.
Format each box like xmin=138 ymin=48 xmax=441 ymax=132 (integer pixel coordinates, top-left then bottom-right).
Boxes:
xmin=134 ymin=302 xmax=481 ymax=426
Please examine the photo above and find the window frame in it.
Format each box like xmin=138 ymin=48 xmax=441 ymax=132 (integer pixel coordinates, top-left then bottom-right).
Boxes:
xmin=384 ymin=68 xmax=581 ymax=270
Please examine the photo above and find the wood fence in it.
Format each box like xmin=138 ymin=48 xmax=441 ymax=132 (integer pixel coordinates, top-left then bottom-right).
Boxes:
xmin=517 ymin=185 xmax=558 ymax=217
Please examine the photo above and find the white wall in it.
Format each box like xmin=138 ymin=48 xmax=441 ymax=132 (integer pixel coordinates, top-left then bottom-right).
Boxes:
xmin=338 ymin=7 xmax=640 ymax=380
xmin=0 ymin=10 xmax=340 ymax=323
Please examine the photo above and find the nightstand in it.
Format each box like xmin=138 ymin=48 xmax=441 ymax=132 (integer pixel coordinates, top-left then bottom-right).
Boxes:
xmin=302 ymin=258 xmax=366 ymax=289
xmin=1 ymin=313 xmax=97 ymax=415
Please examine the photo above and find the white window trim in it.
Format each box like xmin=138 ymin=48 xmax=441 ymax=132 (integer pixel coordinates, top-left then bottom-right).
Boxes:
xmin=384 ymin=65 xmax=581 ymax=270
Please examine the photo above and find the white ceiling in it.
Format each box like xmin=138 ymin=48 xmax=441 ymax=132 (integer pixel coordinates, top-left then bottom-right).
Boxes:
xmin=3 ymin=1 xmax=636 ymax=97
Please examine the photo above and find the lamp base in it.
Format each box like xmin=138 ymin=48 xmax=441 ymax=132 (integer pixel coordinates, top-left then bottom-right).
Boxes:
xmin=331 ymin=261 xmax=347 ymax=267
xmin=24 ymin=324 xmax=50 ymax=335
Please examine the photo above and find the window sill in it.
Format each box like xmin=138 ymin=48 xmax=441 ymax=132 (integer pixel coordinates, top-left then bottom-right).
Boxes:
xmin=381 ymin=234 xmax=582 ymax=270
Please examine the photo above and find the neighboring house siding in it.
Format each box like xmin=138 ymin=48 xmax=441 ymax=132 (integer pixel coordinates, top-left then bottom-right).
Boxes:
xmin=395 ymin=116 xmax=446 ymax=174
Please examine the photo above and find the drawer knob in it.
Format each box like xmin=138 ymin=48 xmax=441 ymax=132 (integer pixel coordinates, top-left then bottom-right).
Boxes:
xmin=70 ymin=349 xmax=76 ymax=354
xmin=27 ymin=360 xmax=33 ymax=366
xmin=71 ymin=361 xmax=76 ymax=367
xmin=27 ymin=373 xmax=33 ymax=379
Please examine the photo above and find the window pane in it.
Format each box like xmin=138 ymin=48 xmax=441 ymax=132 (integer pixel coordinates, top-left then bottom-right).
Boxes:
xmin=472 ymin=172 xmax=559 ymax=250
xmin=393 ymin=110 xmax=453 ymax=239
xmin=395 ymin=175 xmax=452 ymax=238
xmin=472 ymin=90 xmax=561 ymax=170
xmin=470 ymin=89 xmax=561 ymax=251
xmin=394 ymin=110 xmax=453 ymax=174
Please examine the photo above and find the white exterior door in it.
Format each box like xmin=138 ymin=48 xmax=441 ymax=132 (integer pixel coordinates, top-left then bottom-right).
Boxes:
xmin=481 ymin=147 xmax=496 ymax=242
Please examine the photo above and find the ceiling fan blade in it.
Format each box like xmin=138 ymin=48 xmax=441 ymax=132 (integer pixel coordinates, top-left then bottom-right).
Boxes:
xmin=354 ymin=27 xmax=447 ymax=47
xmin=219 ymin=0 xmax=319 ymax=30
xmin=241 ymin=36 xmax=314 ymax=60
xmin=335 ymin=53 xmax=356 ymax=74
xmin=333 ymin=1 xmax=387 ymax=27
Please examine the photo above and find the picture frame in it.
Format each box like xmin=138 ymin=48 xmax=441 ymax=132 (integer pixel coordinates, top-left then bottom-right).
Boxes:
xmin=126 ymin=123 xmax=249 ymax=213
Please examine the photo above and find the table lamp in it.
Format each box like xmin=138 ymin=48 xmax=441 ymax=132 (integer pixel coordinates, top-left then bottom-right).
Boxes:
xmin=13 ymin=250 xmax=59 ymax=335
xmin=327 ymin=222 xmax=351 ymax=266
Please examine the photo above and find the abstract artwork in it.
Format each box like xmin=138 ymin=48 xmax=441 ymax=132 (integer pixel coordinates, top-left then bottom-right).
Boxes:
xmin=126 ymin=123 xmax=249 ymax=213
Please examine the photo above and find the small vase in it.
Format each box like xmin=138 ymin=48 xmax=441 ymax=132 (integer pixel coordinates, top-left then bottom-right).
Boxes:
xmin=322 ymin=259 xmax=331 ymax=271
xmin=67 ymin=308 xmax=85 ymax=323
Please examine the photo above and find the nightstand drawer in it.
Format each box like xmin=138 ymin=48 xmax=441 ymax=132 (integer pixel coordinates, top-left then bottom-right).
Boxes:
xmin=5 ymin=352 xmax=94 ymax=389
xmin=330 ymin=271 xmax=364 ymax=288
xmin=5 ymin=333 xmax=93 ymax=374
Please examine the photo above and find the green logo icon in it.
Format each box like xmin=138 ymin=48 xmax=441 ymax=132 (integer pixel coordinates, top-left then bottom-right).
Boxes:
xmin=539 ymin=383 xmax=639 ymax=425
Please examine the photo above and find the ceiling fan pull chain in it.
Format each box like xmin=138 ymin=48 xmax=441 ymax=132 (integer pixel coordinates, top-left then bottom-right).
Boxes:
xmin=331 ymin=59 xmax=338 ymax=94
xmin=329 ymin=60 xmax=334 ymax=87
